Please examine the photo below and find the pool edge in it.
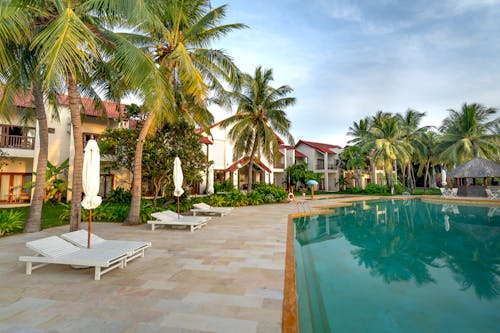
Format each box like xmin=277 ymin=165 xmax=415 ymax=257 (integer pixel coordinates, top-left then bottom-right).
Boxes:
xmin=282 ymin=214 xmax=299 ymax=333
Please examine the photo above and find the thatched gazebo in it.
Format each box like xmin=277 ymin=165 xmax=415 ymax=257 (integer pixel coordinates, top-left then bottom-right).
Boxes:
xmin=447 ymin=157 xmax=500 ymax=196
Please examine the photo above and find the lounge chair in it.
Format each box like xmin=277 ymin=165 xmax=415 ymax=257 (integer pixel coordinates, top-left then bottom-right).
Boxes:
xmin=60 ymin=230 xmax=151 ymax=265
xmin=485 ymin=189 xmax=499 ymax=200
xmin=190 ymin=203 xmax=233 ymax=216
xmin=440 ymin=188 xmax=458 ymax=198
xmin=19 ymin=236 xmax=128 ymax=280
xmin=147 ymin=211 xmax=210 ymax=232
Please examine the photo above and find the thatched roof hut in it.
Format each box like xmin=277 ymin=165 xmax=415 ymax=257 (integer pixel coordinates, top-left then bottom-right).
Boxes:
xmin=448 ymin=157 xmax=500 ymax=178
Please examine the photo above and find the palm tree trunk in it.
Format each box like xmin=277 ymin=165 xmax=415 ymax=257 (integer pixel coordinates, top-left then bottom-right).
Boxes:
xmin=67 ymin=75 xmax=83 ymax=232
xmin=247 ymin=135 xmax=258 ymax=192
xmin=125 ymin=112 xmax=154 ymax=225
xmin=424 ymin=160 xmax=430 ymax=190
xmin=24 ymin=81 xmax=47 ymax=233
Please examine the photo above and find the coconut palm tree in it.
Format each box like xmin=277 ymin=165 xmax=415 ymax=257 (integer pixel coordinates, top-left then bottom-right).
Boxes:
xmin=437 ymin=103 xmax=498 ymax=165
xmin=220 ymin=66 xmax=295 ymax=191
xmin=5 ymin=0 xmax=159 ymax=231
xmin=414 ymin=130 xmax=440 ymax=190
xmin=123 ymin=0 xmax=245 ymax=224
xmin=395 ymin=109 xmax=428 ymax=192
xmin=0 ymin=4 xmax=61 ymax=232
xmin=366 ymin=114 xmax=413 ymax=194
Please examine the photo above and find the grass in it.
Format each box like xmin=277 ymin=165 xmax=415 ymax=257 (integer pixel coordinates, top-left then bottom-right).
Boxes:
xmin=6 ymin=201 xmax=69 ymax=230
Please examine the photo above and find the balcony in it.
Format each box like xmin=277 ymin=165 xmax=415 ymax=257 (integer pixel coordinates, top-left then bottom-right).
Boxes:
xmin=315 ymin=162 xmax=337 ymax=170
xmin=0 ymin=134 xmax=35 ymax=150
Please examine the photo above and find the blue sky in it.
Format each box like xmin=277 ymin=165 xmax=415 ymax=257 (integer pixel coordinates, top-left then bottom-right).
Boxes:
xmin=209 ymin=0 xmax=500 ymax=146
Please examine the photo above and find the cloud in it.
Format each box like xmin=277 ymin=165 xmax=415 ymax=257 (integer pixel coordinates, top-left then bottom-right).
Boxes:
xmin=316 ymin=0 xmax=363 ymax=21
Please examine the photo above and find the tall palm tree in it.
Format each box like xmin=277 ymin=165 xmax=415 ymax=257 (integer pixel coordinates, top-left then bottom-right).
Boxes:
xmin=221 ymin=66 xmax=295 ymax=191
xmin=124 ymin=0 xmax=245 ymax=224
xmin=396 ymin=109 xmax=427 ymax=192
xmin=7 ymin=0 xmax=158 ymax=231
xmin=366 ymin=114 xmax=413 ymax=194
xmin=347 ymin=117 xmax=370 ymax=145
xmin=0 ymin=4 xmax=60 ymax=232
xmin=437 ymin=103 xmax=498 ymax=165
xmin=414 ymin=130 xmax=440 ymax=190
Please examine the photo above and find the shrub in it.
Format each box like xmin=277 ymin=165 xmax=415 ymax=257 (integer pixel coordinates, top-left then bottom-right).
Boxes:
xmin=214 ymin=180 xmax=233 ymax=193
xmin=364 ymin=183 xmax=385 ymax=194
xmin=0 ymin=210 xmax=24 ymax=236
xmin=252 ymin=183 xmax=287 ymax=202
xmin=106 ymin=187 xmax=132 ymax=204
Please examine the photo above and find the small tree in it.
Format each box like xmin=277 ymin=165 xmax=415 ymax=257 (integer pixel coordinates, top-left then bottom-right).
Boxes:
xmin=285 ymin=163 xmax=319 ymax=191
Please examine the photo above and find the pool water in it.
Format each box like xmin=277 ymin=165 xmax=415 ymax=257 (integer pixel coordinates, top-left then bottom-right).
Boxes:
xmin=294 ymin=199 xmax=500 ymax=333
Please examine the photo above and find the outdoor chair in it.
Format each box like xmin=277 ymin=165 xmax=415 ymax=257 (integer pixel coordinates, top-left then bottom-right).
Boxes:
xmin=60 ymin=230 xmax=151 ymax=265
xmin=147 ymin=211 xmax=210 ymax=232
xmin=440 ymin=188 xmax=458 ymax=198
xmin=485 ymin=189 xmax=499 ymax=200
xmin=190 ymin=203 xmax=233 ymax=216
xmin=19 ymin=236 xmax=129 ymax=280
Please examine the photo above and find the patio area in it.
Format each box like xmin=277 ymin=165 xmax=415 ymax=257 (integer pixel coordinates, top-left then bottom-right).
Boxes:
xmin=0 ymin=203 xmax=299 ymax=333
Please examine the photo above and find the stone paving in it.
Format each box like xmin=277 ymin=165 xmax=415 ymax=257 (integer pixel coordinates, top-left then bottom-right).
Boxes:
xmin=0 ymin=202 xmax=302 ymax=333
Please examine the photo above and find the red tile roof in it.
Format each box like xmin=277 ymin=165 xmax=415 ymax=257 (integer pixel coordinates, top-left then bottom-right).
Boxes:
xmin=295 ymin=140 xmax=342 ymax=154
xmin=0 ymin=88 xmax=126 ymax=120
xmin=295 ymin=150 xmax=306 ymax=158
xmin=199 ymin=136 xmax=213 ymax=145
xmin=225 ymin=157 xmax=272 ymax=173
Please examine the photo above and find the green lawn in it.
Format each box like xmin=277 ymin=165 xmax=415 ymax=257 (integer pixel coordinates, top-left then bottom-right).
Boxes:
xmin=8 ymin=201 xmax=69 ymax=230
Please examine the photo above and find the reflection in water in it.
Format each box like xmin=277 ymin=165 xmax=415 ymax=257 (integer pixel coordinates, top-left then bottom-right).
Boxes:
xmin=295 ymin=199 xmax=500 ymax=299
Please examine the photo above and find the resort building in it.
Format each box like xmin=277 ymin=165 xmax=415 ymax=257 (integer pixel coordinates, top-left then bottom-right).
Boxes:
xmin=294 ymin=140 xmax=344 ymax=192
xmin=0 ymin=93 xmax=131 ymax=203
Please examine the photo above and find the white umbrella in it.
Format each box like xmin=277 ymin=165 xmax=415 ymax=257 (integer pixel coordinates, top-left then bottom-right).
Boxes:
xmin=173 ymin=156 xmax=184 ymax=217
xmin=442 ymin=169 xmax=447 ymax=186
xmin=206 ymin=165 xmax=214 ymax=207
xmin=81 ymin=139 xmax=102 ymax=248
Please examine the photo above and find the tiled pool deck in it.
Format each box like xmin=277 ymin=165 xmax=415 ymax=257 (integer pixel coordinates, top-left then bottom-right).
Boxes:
xmin=0 ymin=202 xmax=303 ymax=333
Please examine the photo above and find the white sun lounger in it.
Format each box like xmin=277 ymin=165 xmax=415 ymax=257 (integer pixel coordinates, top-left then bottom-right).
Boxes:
xmin=440 ymin=188 xmax=458 ymax=198
xmin=60 ymin=230 xmax=151 ymax=265
xmin=19 ymin=236 xmax=128 ymax=280
xmin=147 ymin=211 xmax=210 ymax=232
xmin=190 ymin=203 xmax=233 ymax=216
xmin=485 ymin=189 xmax=499 ymax=200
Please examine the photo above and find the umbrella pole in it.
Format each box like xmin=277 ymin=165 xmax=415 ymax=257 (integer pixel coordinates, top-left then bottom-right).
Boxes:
xmin=88 ymin=210 xmax=92 ymax=248
xmin=177 ymin=197 xmax=180 ymax=218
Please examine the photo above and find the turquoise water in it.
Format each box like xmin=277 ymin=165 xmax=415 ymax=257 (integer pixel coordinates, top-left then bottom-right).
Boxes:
xmin=294 ymin=199 xmax=500 ymax=333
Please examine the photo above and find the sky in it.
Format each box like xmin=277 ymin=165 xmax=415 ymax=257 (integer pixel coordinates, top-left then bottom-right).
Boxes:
xmin=208 ymin=0 xmax=500 ymax=146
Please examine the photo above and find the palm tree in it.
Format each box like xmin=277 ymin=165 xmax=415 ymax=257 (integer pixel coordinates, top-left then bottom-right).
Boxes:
xmin=220 ymin=66 xmax=295 ymax=191
xmin=366 ymin=114 xmax=413 ymax=194
xmin=7 ymin=0 xmax=159 ymax=231
xmin=414 ymin=130 xmax=440 ymax=190
xmin=396 ymin=109 xmax=427 ymax=192
xmin=0 ymin=4 xmax=58 ymax=232
xmin=347 ymin=117 xmax=370 ymax=145
xmin=124 ymin=0 xmax=245 ymax=224
xmin=437 ymin=103 xmax=498 ymax=165
xmin=340 ymin=145 xmax=369 ymax=188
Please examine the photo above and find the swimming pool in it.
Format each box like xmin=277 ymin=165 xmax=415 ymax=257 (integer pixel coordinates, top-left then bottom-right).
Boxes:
xmin=293 ymin=199 xmax=500 ymax=333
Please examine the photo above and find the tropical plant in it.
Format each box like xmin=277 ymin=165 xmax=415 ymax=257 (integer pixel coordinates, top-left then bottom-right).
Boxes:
xmin=437 ymin=103 xmax=499 ymax=165
xmin=336 ymin=174 xmax=350 ymax=191
xmin=0 ymin=210 xmax=24 ymax=236
xmin=365 ymin=114 xmax=413 ymax=195
xmin=340 ymin=145 xmax=369 ymax=188
xmin=284 ymin=163 xmax=318 ymax=191
xmin=125 ymin=0 xmax=245 ymax=224
xmin=105 ymin=188 xmax=132 ymax=204
xmin=221 ymin=67 xmax=295 ymax=191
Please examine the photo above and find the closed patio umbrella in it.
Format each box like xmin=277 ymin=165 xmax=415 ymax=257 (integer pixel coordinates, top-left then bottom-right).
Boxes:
xmin=173 ymin=156 xmax=184 ymax=217
xmin=207 ymin=165 xmax=214 ymax=207
xmin=81 ymin=139 xmax=101 ymax=248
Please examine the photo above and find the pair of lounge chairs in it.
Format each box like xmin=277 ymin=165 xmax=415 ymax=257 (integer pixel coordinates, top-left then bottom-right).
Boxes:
xmin=19 ymin=230 xmax=151 ymax=280
xmin=190 ymin=203 xmax=233 ymax=217
xmin=147 ymin=210 xmax=211 ymax=232
xmin=440 ymin=188 xmax=458 ymax=198
xmin=485 ymin=189 xmax=499 ymax=200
